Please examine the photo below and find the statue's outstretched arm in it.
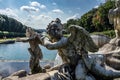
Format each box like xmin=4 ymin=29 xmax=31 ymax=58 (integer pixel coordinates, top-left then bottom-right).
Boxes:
xmin=41 ymin=36 xmax=68 ymax=50
xmin=16 ymin=37 xmax=35 ymax=42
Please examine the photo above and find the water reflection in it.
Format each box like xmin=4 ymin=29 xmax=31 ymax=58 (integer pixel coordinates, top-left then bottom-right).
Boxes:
xmin=0 ymin=42 xmax=57 ymax=77
xmin=0 ymin=42 xmax=57 ymax=61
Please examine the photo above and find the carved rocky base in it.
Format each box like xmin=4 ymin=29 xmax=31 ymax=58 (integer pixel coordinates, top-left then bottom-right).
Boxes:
xmin=3 ymin=65 xmax=120 ymax=80
xmin=4 ymin=70 xmax=57 ymax=80
xmin=99 ymin=37 xmax=120 ymax=70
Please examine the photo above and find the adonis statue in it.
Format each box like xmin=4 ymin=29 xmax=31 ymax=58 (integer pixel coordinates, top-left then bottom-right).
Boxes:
xmin=108 ymin=0 xmax=120 ymax=38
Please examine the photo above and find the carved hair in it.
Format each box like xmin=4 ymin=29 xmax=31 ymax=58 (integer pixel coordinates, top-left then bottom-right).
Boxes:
xmin=46 ymin=18 xmax=63 ymax=40
xmin=46 ymin=18 xmax=63 ymax=34
xmin=115 ymin=0 xmax=120 ymax=7
xmin=26 ymin=27 xmax=37 ymax=37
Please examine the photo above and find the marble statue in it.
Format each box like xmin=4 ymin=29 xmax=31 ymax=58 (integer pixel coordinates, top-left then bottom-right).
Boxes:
xmin=99 ymin=0 xmax=120 ymax=70
xmin=38 ymin=18 xmax=120 ymax=80
xmin=108 ymin=0 xmax=120 ymax=38
xmin=4 ymin=1 xmax=120 ymax=79
xmin=26 ymin=28 xmax=44 ymax=74
xmin=17 ymin=27 xmax=43 ymax=74
xmin=5 ymin=18 xmax=120 ymax=80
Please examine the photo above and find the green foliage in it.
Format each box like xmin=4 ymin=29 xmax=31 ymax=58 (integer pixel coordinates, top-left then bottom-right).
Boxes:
xmin=0 ymin=31 xmax=25 ymax=38
xmin=79 ymin=8 xmax=97 ymax=32
xmin=92 ymin=1 xmax=115 ymax=32
xmin=91 ymin=30 xmax=115 ymax=38
xmin=0 ymin=14 xmax=27 ymax=33
xmin=0 ymin=14 xmax=33 ymax=38
xmin=64 ymin=0 xmax=115 ymax=33
xmin=63 ymin=19 xmax=78 ymax=31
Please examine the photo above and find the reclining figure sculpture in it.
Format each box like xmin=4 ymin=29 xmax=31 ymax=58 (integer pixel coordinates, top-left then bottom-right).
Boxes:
xmin=108 ymin=0 xmax=120 ymax=38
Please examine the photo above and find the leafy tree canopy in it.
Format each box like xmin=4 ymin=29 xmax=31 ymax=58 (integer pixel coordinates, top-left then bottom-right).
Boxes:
xmin=64 ymin=0 xmax=115 ymax=33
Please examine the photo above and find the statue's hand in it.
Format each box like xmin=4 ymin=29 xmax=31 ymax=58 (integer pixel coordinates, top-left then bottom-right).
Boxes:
xmin=38 ymin=32 xmax=49 ymax=44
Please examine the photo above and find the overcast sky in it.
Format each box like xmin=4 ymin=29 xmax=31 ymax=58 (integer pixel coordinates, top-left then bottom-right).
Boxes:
xmin=0 ymin=0 xmax=105 ymax=29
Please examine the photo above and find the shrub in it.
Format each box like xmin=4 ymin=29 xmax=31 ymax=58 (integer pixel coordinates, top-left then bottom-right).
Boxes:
xmin=0 ymin=31 xmax=25 ymax=38
xmin=91 ymin=30 xmax=115 ymax=38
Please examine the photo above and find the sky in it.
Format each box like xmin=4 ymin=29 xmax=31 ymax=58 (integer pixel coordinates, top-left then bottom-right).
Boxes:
xmin=0 ymin=0 xmax=105 ymax=29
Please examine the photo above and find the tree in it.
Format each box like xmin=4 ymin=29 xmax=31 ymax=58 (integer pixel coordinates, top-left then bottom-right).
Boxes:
xmin=0 ymin=14 xmax=28 ymax=33
xmin=64 ymin=0 xmax=115 ymax=33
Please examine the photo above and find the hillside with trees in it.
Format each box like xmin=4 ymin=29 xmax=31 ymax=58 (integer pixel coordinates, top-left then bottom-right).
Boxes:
xmin=64 ymin=0 xmax=115 ymax=37
xmin=0 ymin=14 xmax=27 ymax=33
xmin=0 ymin=14 xmax=46 ymax=38
xmin=0 ymin=1 xmax=116 ymax=38
xmin=0 ymin=14 xmax=28 ymax=38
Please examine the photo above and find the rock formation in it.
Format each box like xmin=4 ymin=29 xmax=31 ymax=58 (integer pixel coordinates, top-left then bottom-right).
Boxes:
xmin=99 ymin=0 xmax=120 ymax=70
xmin=91 ymin=34 xmax=111 ymax=48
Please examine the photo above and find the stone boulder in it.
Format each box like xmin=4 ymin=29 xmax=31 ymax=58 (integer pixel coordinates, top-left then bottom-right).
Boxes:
xmin=91 ymin=34 xmax=111 ymax=48
xmin=10 ymin=70 xmax=27 ymax=78
xmin=99 ymin=38 xmax=120 ymax=70
xmin=4 ymin=70 xmax=58 ymax=80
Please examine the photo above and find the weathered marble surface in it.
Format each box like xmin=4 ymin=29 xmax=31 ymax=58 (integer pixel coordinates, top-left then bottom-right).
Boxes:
xmin=99 ymin=37 xmax=120 ymax=70
xmin=91 ymin=34 xmax=111 ymax=48
xmin=17 ymin=28 xmax=43 ymax=74
xmin=98 ymin=0 xmax=120 ymax=71
xmin=108 ymin=0 xmax=120 ymax=38
xmin=4 ymin=70 xmax=57 ymax=80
